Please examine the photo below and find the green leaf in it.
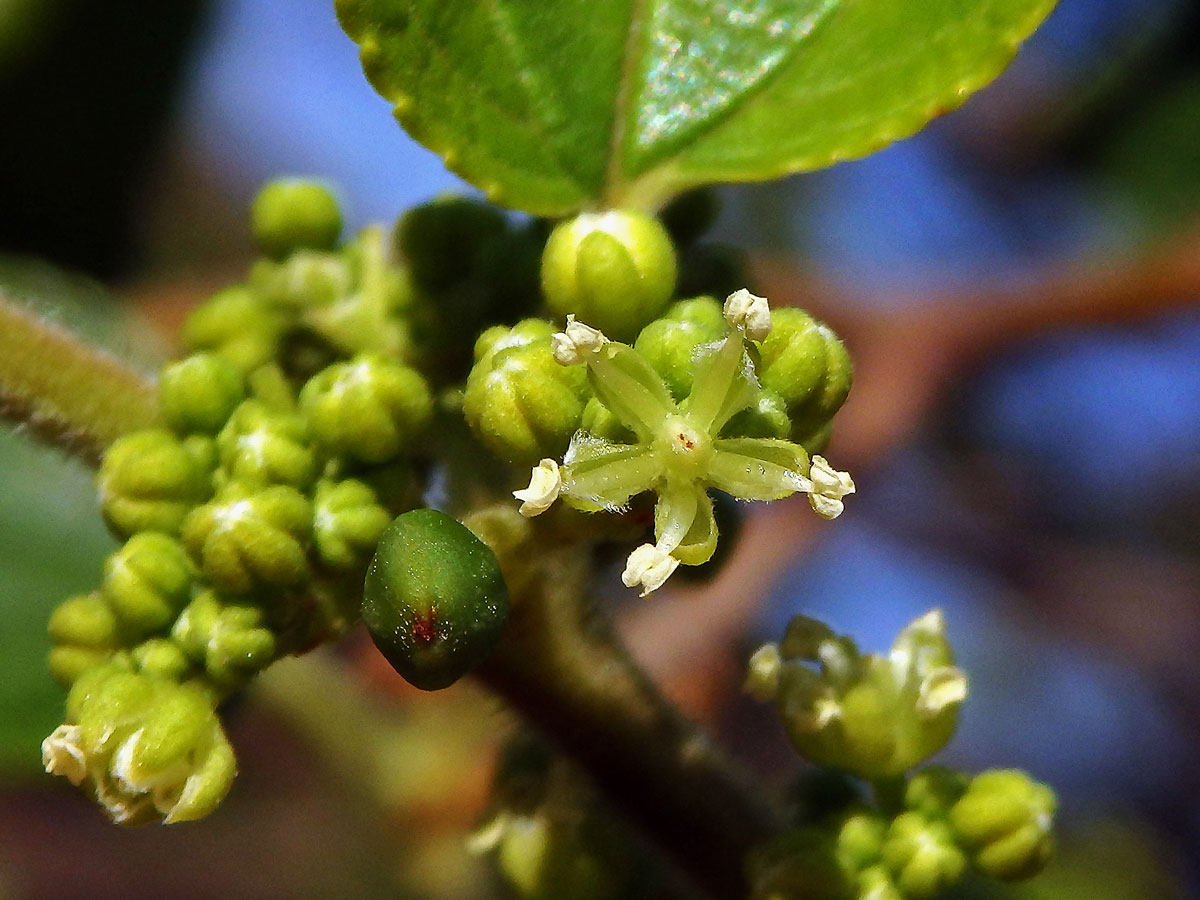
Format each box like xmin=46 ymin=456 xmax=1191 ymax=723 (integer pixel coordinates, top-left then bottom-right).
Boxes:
xmin=338 ymin=0 xmax=1056 ymax=215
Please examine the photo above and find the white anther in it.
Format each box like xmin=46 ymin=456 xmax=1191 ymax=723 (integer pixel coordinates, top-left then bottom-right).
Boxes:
xmin=723 ymin=289 xmax=772 ymax=342
xmin=551 ymin=315 xmax=608 ymax=365
xmin=513 ymin=458 xmax=562 ymax=516
xmin=807 ymin=455 xmax=855 ymax=519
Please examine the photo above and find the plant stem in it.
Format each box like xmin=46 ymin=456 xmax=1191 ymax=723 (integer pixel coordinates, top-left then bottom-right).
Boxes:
xmin=476 ymin=545 xmax=782 ymax=900
xmin=0 ymin=292 xmax=159 ymax=462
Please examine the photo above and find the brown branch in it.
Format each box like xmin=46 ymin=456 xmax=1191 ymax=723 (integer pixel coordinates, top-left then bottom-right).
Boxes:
xmin=476 ymin=545 xmax=782 ymax=900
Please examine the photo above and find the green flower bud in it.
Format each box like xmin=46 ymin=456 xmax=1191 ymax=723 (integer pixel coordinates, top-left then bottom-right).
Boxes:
xmin=181 ymin=285 xmax=287 ymax=373
xmin=541 ymin=210 xmax=677 ymax=341
xmin=578 ymin=397 xmax=634 ymax=443
xmin=216 ymin=400 xmax=316 ymax=490
xmin=764 ymin=611 xmax=967 ymax=779
xmin=100 ymin=532 xmax=194 ymax=638
xmin=172 ymin=590 xmax=277 ymax=689
xmin=882 ymin=812 xmax=967 ymax=899
xmin=48 ymin=593 xmax=121 ymax=685
xmin=723 ymin=389 xmax=792 ymax=440
xmin=251 ymin=250 xmax=354 ymax=309
xmin=905 ymin=767 xmax=968 ymax=820
xmin=757 ymin=308 xmax=834 ymax=410
xmin=464 ymin=323 xmax=588 ymax=464
xmin=395 ymin=194 xmax=508 ymax=291
xmin=836 ymin=810 xmax=888 ymax=874
xmin=791 ymin=330 xmax=853 ymax=439
xmin=181 ymin=485 xmax=312 ymax=595
xmin=632 ymin=297 xmax=724 ymax=400
xmin=474 ymin=317 xmax=556 ymax=366
xmin=312 ymin=478 xmax=392 ymax=571
xmin=159 ymin=353 xmax=245 ymax=436
xmin=856 ymin=865 xmax=904 ymax=900
xmin=45 ymin=666 xmax=236 ymax=824
xmin=250 ymin=178 xmax=342 ymax=259
xmin=98 ymin=429 xmax=212 ymax=538
xmin=131 ymin=638 xmax=192 ymax=682
xmin=299 ymin=354 xmax=433 ymax=464
xmin=363 ymin=509 xmax=509 ymax=691
xmin=950 ymin=769 xmax=1055 ymax=881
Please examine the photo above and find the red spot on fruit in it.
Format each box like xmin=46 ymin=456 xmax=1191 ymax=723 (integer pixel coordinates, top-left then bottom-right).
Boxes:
xmin=412 ymin=611 xmax=438 ymax=644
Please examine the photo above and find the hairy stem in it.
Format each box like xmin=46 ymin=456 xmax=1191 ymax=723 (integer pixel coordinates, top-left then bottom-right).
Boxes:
xmin=0 ymin=292 xmax=159 ymax=462
xmin=477 ymin=545 xmax=782 ymax=900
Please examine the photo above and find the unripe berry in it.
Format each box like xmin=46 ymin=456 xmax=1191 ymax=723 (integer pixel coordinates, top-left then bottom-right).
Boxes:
xmin=881 ymin=812 xmax=967 ymax=899
xmin=250 ymin=179 xmax=342 ymax=259
xmin=950 ymin=769 xmax=1055 ymax=881
xmin=299 ymin=354 xmax=433 ymax=464
xmin=97 ymin=429 xmax=212 ymax=538
xmin=159 ymin=353 xmax=245 ymax=435
xmin=181 ymin=285 xmax=287 ymax=373
xmin=101 ymin=532 xmax=194 ymax=637
xmin=363 ymin=509 xmax=509 ymax=691
xmin=217 ymin=400 xmax=317 ymax=490
xmin=312 ymin=478 xmax=392 ymax=571
xmin=181 ymin=485 xmax=312 ymax=595
xmin=541 ymin=210 xmax=677 ymax=341
xmin=464 ymin=322 xmax=588 ymax=464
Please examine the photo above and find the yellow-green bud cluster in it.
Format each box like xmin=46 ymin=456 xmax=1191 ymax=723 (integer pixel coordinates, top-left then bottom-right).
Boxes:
xmin=748 ymin=764 xmax=1055 ymax=900
xmin=45 ymin=180 xmax=448 ymax=825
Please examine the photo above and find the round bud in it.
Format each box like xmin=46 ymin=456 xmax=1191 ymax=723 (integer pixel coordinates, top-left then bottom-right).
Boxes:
xmin=363 ymin=509 xmax=509 ymax=691
xmin=251 ymin=250 xmax=354 ymax=309
xmin=464 ymin=324 xmax=588 ymax=464
xmin=181 ymin=285 xmax=287 ymax=373
xmin=395 ymin=195 xmax=508 ymax=291
xmin=250 ymin=179 xmax=342 ymax=259
xmin=790 ymin=326 xmax=853 ymax=438
xmin=856 ymin=866 xmax=904 ymax=900
xmin=216 ymin=400 xmax=317 ymax=490
xmin=181 ymin=485 xmax=312 ymax=596
xmin=300 ymin=354 xmax=434 ymax=464
xmin=48 ymin=593 xmax=122 ymax=686
xmin=172 ymin=591 xmax=277 ymax=689
xmin=950 ymin=769 xmax=1055 ymax=881
xmin=101 ymin=532 xmax=194 ymax=637
xmin=541 ymin=210 xmax=677 ymax=341
xmin=312 ymin=478 xmax=392 ymax=571
xmin=757 ymin=307 xmax=830 ymax=411
xmin=905 ymin=767 xmax=968 ymax=820
xmin=159 ymin=353 xmax=245 ymax=435
xmin=98 ymin=429 xmax=212 ymax=538
xmin=131 ymin=638 xmax=191 ymax=682
xmin=836 ymin=810 xmax=887 ymax=874
xmin=633 ymin=297 xmax=724 ymax=400
xmin=882 ymin=812 xmax=967 ymax=899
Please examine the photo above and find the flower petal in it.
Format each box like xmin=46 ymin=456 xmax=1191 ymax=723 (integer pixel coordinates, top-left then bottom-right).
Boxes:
xmin=586 ymin=343 xmax=676 ymax=440
xmin=561 ymin=434 xmax=663 ymax=511
xmin=683 ymin=336 xmax=759 ymax=433
xmin=652 ymin=482 xmax=717 ymax=565
xmin=708 ymin=438 xmax=811 ymax=500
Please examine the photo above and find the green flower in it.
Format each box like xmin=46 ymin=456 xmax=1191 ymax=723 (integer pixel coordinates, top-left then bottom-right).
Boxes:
xmin=748 ymin=611 xmax=968 ymax=779
xmin=513 ymin=291 xmax=854 ymax=595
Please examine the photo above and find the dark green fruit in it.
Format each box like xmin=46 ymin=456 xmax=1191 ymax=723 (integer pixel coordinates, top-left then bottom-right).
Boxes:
xmin=363 ymin=509 xmax=509 ymax=690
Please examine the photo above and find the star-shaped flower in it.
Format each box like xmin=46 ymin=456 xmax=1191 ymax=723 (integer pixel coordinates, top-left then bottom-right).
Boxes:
xmin=514 ymin=291 xmax=853 ymax=594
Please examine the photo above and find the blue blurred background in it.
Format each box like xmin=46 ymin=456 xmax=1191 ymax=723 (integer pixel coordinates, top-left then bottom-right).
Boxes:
xmin=0 ymin=0 xmax=1197 ymax=897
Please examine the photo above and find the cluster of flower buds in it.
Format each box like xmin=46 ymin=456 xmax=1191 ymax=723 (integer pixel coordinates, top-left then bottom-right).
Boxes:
xmin=44 ymin=180 xmax=437 ymax=824
xmin=497 ymin=274 xmax=854 ymax=596
xmin=750 ymin=764 xmax=1055 ymax=900
xmin=747 ymin=615 xmax=1056 ymax=900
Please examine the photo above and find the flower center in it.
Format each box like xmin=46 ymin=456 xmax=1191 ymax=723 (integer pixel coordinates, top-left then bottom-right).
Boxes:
xmin=658 ymin=415 xmax=711 ymax=479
